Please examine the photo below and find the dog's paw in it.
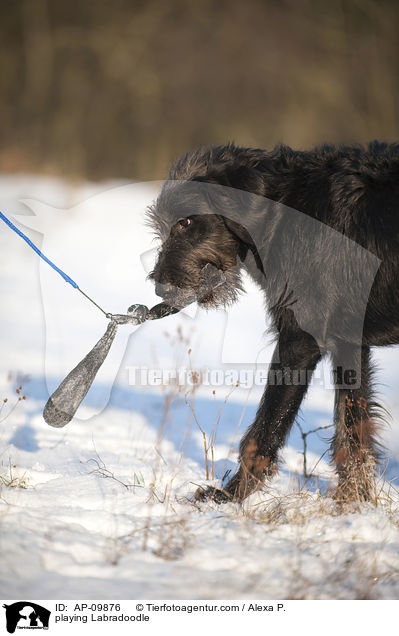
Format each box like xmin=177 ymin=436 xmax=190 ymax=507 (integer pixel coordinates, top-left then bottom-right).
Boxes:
xmin=193 ymin=484 xmax=236 ymax=504
xmin=193 ymin=467 xmax=268 ymax=504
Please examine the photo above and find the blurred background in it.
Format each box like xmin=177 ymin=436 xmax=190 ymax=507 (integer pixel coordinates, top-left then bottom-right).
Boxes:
xmin=0 ymin=0 xmax=398 ymax=181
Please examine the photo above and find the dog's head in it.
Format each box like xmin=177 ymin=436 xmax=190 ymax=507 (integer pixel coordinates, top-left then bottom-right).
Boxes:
xmin=147 ymin=145 xmax=267 ymax=309
xmin=147 ymin=156 xmax=261 ymax=309
xmin=149 ymin=212 xmax=241 ymax=308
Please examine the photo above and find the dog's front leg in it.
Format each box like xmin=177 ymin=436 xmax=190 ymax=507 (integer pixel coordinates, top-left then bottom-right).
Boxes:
xmin=195 ymin=328 xmax=322 ymax=503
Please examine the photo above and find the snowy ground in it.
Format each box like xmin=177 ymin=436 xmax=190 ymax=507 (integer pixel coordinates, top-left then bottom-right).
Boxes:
xmin=1 ymin=174 xmax=399 ymax=600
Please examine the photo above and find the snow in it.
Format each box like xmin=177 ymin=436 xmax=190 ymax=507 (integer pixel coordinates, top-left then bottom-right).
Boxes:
xmin=0 ymin=174 xmax=399 ymax=600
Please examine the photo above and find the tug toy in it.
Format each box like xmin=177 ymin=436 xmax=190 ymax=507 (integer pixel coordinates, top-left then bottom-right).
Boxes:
xmin=0 ymin=211 xmax=224 ymax=427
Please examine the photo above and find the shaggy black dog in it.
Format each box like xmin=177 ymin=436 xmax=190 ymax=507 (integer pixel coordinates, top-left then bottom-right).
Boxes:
xmin=148 ymin=142 xmax=399 ymax=503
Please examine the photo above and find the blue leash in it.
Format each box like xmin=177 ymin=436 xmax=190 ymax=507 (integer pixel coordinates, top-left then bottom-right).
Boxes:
xmin=0 ymin=209 xmax=110 ymax=317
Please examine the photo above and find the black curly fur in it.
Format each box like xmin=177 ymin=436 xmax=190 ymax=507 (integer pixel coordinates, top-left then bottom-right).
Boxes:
xmin=148 ymin=141 xmax=399 ymax=503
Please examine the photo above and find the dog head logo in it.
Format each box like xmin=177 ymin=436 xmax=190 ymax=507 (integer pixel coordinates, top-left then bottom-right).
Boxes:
xmin=2 ymin=602 xmax=50 ymax=633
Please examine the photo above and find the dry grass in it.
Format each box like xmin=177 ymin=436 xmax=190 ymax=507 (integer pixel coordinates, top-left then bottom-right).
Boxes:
xmin=81 ymin=452 xmax=145 ymax=491
xmin=0 ymin=458 xmax=30 ymax=490
xmin=0 ymin=385 xmax=27 ymax=424
xmin=0 ymin=385 xmax=30 ymax=490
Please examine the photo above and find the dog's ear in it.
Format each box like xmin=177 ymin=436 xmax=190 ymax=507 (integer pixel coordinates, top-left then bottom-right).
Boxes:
xmin=219 ymin=216 xmax=255 ymax=246
xmin=221 ymin=214 xmax=265 ymax=276
xmin=195 ymin=161 xmax=265 ymax=248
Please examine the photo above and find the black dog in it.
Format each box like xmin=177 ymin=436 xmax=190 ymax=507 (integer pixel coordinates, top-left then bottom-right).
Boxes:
xmin=148 ymin=142 xmax=399 ymax=503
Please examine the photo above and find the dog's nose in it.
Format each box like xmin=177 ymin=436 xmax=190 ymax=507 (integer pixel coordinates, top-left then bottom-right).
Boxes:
xmin=155 ymin=281 xmax=175 ymax=297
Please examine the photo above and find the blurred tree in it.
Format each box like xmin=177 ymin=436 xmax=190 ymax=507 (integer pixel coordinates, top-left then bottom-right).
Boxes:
xmin=0 ymin=0 xmax=398 ymax=180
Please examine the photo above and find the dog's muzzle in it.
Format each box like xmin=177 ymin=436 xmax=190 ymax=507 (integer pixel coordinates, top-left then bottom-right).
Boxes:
xmin=154 ymin=281 xmax=175 ymax=298
xmin=154 ymin=264 xmax=226 ymax=308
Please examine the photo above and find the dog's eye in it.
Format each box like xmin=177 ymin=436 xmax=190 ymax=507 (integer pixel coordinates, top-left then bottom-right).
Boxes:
xmin=178 ymin=217 xmax=192 ymax=228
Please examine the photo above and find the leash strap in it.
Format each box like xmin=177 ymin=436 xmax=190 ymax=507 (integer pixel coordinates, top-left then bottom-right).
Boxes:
xmin=0 ymin=209 xmax=78 ymax=288
xmin=0 ymin=209 xmax=109 ymax=316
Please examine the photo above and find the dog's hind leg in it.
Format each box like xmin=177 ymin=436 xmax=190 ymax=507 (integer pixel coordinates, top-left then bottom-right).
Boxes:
xmin=331 ymin=344 xmax=380 ymax=503
xmin=195 ymin=325 xmax=322 ymax=503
